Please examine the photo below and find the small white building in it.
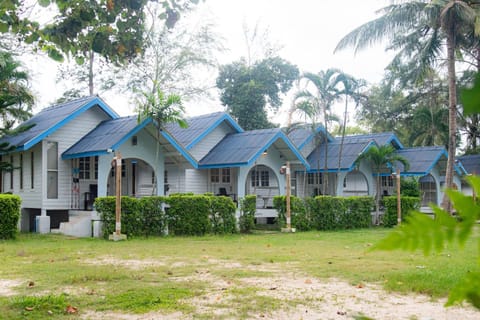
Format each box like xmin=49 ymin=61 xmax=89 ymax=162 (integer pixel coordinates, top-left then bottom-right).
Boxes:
xmin=0 ymin=96 xmax=468 ymax=235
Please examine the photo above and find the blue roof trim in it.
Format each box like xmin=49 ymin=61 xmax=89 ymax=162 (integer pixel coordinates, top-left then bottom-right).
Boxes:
xmin=160 ymin=130 xmax=198 ymax=168
xmin=111 ymin=118 xmax=152 ymax=151
xmin=186 ymin=113 xmax=243 ymax=150
xmin=62 ymin=150 xmax=110 ymax=160
xmin=386 ymin=134 xmax=404 ymax=149
xmin=245 ymin=131 xmax=310 ymax=170
xmin=456 ymin=162 xmax=468 ymax=175
xmin=23 ymin=97 xmax=118 ymax=151
xmin=424 ymin=148 xmax=448 ymax=174
xmin=298 ymin=126 xmax=333 ymax=150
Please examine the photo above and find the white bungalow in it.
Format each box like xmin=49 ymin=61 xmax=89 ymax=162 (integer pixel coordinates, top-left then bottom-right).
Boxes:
xmin=0 ymin=96 xmax=468 ymax=236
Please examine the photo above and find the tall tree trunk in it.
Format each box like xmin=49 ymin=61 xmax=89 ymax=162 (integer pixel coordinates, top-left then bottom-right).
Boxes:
xmin=337 ymin=97 xmax=348 ymax=187
xmin=88 ymin=50 xmax=94 ymax=95
xmin=441 ymin=28 xmax=457 ymax=212
xmin=322 ymin=107 xmax=329 ymax=195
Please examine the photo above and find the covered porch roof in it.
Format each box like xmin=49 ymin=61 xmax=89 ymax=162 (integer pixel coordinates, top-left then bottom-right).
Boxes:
xmin=62 ymin=116 xmax=197 ymax=168
xmin=198 ymin=128 xmax=310 ymax=169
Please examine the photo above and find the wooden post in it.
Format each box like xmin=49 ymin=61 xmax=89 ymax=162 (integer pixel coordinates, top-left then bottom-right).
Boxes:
xmin=282 ymin=162 xmax=294 ymax=233
xmin=109 ymin=152 xmax=127 ymax=241
xmin=396 ymin=168 xmax=401 ymax=226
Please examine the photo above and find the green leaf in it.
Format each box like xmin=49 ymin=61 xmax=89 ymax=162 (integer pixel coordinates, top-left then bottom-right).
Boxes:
xmin=446 ymin=271 xmax=480 ymax=308
xmin=0 ymin=22 xmax=8 ymax=33
xmin=38 ymin=0 xmax=51 ymax=7
xmin=75 ymin=56 xmax=85 ymax=65
xmin=47 ymin=48 xmax=64 ymax=62
xmin=461 ymin=73 xmax=480 ymax=116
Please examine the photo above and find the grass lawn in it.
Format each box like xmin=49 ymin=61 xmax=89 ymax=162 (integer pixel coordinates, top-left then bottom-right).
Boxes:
xmin=0 ymin=228 xmax=478 ymax=319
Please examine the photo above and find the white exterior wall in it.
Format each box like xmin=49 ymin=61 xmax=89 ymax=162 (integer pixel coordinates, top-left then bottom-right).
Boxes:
xmin=42 ymin=107 xmax=111 ymax=210
xmin=165 ymin=165 xmax=186 ymax=194
xmin=185 ymin=169 xmax=208 ymax=194
xmin=189 ymin=122 xmax=233 ymax=160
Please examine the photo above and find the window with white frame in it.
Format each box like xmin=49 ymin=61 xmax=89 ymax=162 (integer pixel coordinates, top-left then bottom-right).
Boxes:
xmin=79 ymin=157 xmax=90 ymax=179
xmin=210 ymin=168 xmax=220 ymax=183
xmin=47 ymin=141 xmax=58 ymax=199
xmin=222 ymin=168 xmax=230 ymax=183
xmin=251 ymin=168 xmax=269 ymax=187
xmin=381 ymin=176 xmax=394 ymax=187
xmin=307 ymin=172 xmax=322 ymax=185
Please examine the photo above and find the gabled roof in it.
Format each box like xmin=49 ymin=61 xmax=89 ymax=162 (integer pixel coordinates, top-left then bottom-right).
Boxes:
xmin=394 ymin=146 xmax=465 ymax=176
xmin=63 ymin=116 xmax=145 ymax=159
xmin=307 ymin=138 xmax=376 ymax=172
xmin=62 ymin=116 xmax=197 ymax=168
xmin=457 ymin=154 xmax=480 ymax=175
xmin=0 ymin=96 xmax=118 ymax=152
xmin=287 ymin=125 xmax=333 ymax=150
xmin=164 ymin=112 xmax=243 ymax=150
xmin=198 ymin=128 xmax=310 ymax=169
xmin=339 ymin=132 xmax=403 ymax=149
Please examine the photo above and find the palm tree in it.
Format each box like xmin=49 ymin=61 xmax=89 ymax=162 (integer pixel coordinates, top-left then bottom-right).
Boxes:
xmin=335 ymin=0 xmax=480 ymax=211
xmin=0 ymin=51 xmax=34 ymax=172
xmin=356 ymin=144 xmax=409 ymax=224
xmin=293 ymin=69 xmax=343 ymax=194
xmin=408 ymin=106 xmax=449 ymax=147
xmin=136 ymin=84 xmax=187 ymax=195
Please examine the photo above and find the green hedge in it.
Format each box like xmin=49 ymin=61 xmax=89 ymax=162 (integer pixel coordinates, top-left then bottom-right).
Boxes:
xmin=95 ymin=194 xmax=237 ymax=238
xmin=273 ymin=195 xmax=311 ymax=231
xmin=383 ymin=196 xmax=421 ymax=227
xmin=0 ymin=194 xmax=21 ymax=239
xmin=273 ymin=195 xmax=374 ymax=231
xmin=239 ymin=195 xmax=256 ymax=233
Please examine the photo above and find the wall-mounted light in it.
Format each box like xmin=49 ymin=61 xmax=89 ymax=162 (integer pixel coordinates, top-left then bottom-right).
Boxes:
xmin=262 ymin=149 xmax=268 ymax=156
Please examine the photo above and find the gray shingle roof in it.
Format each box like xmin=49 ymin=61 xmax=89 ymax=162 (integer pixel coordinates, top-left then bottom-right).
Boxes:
xmin=199 ymin=128 xmax=309 ymax=168
xmin=394 ymin=146 xmax=447 ymax=175
xmin=63 ymin=116 xmax=140 ymax=158
xmin=164 ymin=112 xmax=242 ymax=149
xmin=307 ymin=140 xmax=375 ymax=171
xmin=287 ymin=125 xmax=333 ymax=150
xmin=0 ymin=96 xmax=118 ymax=151
xmin=457 ymin=154 xmax=480 ymax=175
xmin=339 ymin=132 xmax=403 ymax=149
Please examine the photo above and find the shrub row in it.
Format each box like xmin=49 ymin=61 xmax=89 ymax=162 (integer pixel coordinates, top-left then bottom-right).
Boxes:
xmin=239 ymin=195 xmax=256 ymax=233
xmin=383 ymin=196 xmax=421 ymax=227
xmin=0 ymin=194 xmax=21 ymax=239
xmin=274 ymin=195 xmax=374 ymax=231
xmin=95 ymin=194 xmax=237 ymax=238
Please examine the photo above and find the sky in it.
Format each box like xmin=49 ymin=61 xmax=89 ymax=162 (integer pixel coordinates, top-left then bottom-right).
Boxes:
xmin=29 ymin=0 xmax=394 ymax=127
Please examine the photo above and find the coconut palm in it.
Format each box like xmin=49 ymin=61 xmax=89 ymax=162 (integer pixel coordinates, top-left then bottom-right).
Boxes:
xmin=136 ymin=84 xmax=187 ymax=194
xmin=335 ymin=0 xmax=480 ymax=210
xmin=293 ymin=69 xmax=343 ymax=194
xmin=356 ymin=144 xmax=409 ymax=224
xmin=408 ymin=106 xmax=449 ymax=147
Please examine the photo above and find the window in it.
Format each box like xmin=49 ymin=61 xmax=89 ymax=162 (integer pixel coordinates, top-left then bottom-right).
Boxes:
xmin=222 ymin=168 xmax=230 ymax=183
xmin=251 ymin=168 xmax=269 ymax=187
xmin=210 ymin=168 xmax=220 ymax=183
xmin=9 ymin=155 xmax=13 ymax=189
xmin=307 ymin=173 xmax=322 ymax=185
xmin=164 ymin=170 xmax=168 ymax=184
xmin=47 ymin=141 xmax=58 ymax=199
xmin=31 ymin=152 xmax=34 ymax=189
xmin=20 ymin=153 xmax=23 ymax=190
xmin=79 ymin=157 xmax=90 ymax=179
xmin=381 ymin=176 xmax=393 ymax=187
xmin=94 ymin=156 xmax=98 ymax=179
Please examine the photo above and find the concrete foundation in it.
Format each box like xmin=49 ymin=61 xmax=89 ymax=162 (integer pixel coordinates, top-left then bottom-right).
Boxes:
xmin=35 ymin=215 xmax=51 ymax=234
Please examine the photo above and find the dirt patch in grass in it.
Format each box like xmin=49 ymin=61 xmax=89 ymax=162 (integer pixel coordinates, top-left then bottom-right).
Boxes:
xmin=20 ymin=255 xmax=480 ymax=319
xmin=0 ymin=279 xmax=24 ymax=296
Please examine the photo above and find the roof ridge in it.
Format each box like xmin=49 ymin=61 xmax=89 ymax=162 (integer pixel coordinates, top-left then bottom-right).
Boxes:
xmin=40 ymin=96 xmax=96 ymax=112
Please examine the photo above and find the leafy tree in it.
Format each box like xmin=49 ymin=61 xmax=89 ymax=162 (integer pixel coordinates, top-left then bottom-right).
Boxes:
xmin=0 ymin=51 xmax=34 ymax=171
xmin=408 ymin=105 xmax=449 ymax=147
xmin=356 ymin=145 xmax=409 ymax=224
xmin=335 ymin=0 xmax=480 ymax=211
xmin=216 ymin=57 xmax=299 ymax=130
xmin=124 ymin=6 xmax=222 ymax=102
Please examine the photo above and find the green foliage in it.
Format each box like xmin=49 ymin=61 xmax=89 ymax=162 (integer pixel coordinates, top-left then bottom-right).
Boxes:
xmin=0 ymin=194 xmax=21 ymax=239
xmin=400 ymin=177 xmax=420 ymax=197
xmin=273 ymin=195 xmax=311 ymax=231
xmin=462 ymin=73 xmax=480 ymax=116
xmin=96 ymin=195 xmax=237 ymax=238
xmin=11 ymin=294 xmax=70 ymax=317
xmin=382 ymin=196 xmax=421 ymax=227
xmin=217 ymin=57 xmax=299 ymax=130
xmin=239 ymin=195 xmax=256 ymax=233
xmin=165 ymin=195 xmax=211 ymax=236
xmin=274 ymin=195 xmax=373 ymax=231
xmin=138 ymin=196 xmax=168 ymax=237
xmin=376 ymin=175 xmax=480 ymax=308
xmin=209 ymin=196 xmax=237 ymax=234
